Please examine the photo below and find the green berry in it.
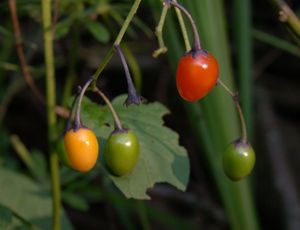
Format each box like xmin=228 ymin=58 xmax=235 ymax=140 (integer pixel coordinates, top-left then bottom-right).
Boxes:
xmin=222 ymin=139 xmax=255 ymax=181
xmin=105 ymin=129 xmax=140 ymax=176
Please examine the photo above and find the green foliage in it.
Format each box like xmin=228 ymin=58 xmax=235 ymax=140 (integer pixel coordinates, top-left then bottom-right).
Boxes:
xmin=84 ymin=19 xmax=110 ymax=43
xmin=0 ymin=204 xmax=12 ymax=229
xmin=80 ymin=95 xmax=190 ymax=199
xmin=0 ymin=168 xmax=73 ymax=229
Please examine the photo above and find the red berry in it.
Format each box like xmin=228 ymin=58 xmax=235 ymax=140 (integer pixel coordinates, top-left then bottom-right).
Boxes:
xmin=176 ymin=50 xmax=219 ymax=102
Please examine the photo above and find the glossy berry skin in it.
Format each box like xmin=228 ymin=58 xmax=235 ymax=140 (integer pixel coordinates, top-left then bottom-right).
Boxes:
xmin=176 ymin=49 xmax=219 ymax=102
xmin=64 ymin=127 xmax=99 ymax=172
xmin=105 ymin=129 xmax=140 ymax=176
xmin=222 ymin=139 xmax=256 ymax=181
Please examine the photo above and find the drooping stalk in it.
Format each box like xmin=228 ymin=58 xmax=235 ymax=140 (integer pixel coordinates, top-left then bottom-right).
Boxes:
xmin=74 ymin=78 xmax=93 ymax=129
xmin=94 ymin=87 xmax=123 ymax=131
xmin=114 ymin=45 xmax=142 ymax=106
xmin=41 ymin=0 xmax=60 ymax=229
xmin=218 ymin=80 xmax=248 ymax=141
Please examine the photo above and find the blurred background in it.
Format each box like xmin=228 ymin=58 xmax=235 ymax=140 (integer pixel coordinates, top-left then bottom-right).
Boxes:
xmin=1 ymin=0 xmax=300 ymax=229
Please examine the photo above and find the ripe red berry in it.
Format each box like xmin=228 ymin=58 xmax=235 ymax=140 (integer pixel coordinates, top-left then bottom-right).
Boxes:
xmin=176 ymin=49 xmax=219 ymax=102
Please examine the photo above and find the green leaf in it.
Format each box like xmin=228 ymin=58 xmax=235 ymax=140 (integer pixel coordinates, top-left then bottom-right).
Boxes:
xmin=55 ymin=19 xmax=72 ymax=39
xmin=81 ymin=95 xmax=190 ymax=199
xmin=62 ymin=192 xmax=89 ymax=212
xmin=0 ymin=168 xmax=73 ymax=229
xmin=0 ymin=204 xmax=12 ymax=229
xmin=84 ymin=19 xmax=110 ymax=43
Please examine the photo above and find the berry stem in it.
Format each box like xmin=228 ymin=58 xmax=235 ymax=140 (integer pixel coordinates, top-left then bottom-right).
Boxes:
xmin=95 ymin=87 xmax=123 ymax=131
xmin=114 ymin=45 xmax=136 ymax=95
xmin=218 ymin=79 xmax=248 ymax=141
xmin=153 ymin=3 xmax=169 ymax=57
xmin=65 ymin=93 xmax=79 ymax=133
xmin=74 ymin=78 xmax=93 ymax=130
xmin=166 ymin=0 xmax=201 ymax=50
xmin=173 ymin=0 xmax=191 ymax=51
xmin=114 ymin=44 xmax=142 ymax=106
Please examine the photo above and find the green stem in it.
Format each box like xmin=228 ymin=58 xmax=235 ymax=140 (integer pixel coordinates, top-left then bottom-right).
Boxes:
xmin=269 ymin=0 xmax=300 ymax=41
xmin=167 ymin=0 xmax=201 ymax=50
xmin=95 ymin=87 xmax=123 ymax=131
xmin=218 ymin=79 xmax=247 ymax=141
xmin=92 ymin=0 xmax=141 ymax=88
xmin=173 ymin=0 xmax=191 ymax=51
xmin=153 ymin=4 xmax=169 ymax=57
xmin=234 ymin=0 xmax=253 ymax=140
xmin=41 ymin=0 xmax=60 ymax=229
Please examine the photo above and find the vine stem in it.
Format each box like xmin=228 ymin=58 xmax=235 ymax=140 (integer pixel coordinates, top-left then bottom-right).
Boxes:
xmin=41 ymin=0 xmax=61 ymax=229
xmin=218 ymin=79 xmax=248 ymax=141
xmin=74 ymin=78 xmax=93 ymax=129
xmin=166 ymin=0 xmax=201 ymax=50
xmin=92 ymin=0 xmax=141 ymax=88
xmin=95 ymin=88 xmax=123 ymax=131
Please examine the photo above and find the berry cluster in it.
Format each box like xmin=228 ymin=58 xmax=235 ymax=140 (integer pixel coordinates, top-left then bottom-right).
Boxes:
xmin=60 ymin=0 xmax=256 ymax=181
xmin=61 ymin=45 xmax=141 ymax=176
xmin=163 ymin=0 xmax=255 ymax=181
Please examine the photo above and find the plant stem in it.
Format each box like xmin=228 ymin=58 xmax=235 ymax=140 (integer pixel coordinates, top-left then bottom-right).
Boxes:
xmin=114 ymin=45 xmax=138 ymax=99
xmin=269 ymin=0 xmax=300 ymax=41
xmin=8 ymin=0 xmax=69 ymax=119
xmin=122 ymin=44 xmax=142 ymax=93
xmin=74 ymin=78 xmax=93 ymax=129
xmin=218 ymin=79 xmax=247 ymax=141
xmin=153 ymin=4 xmax=169 ymax=57
xmin=65 ymin=94 xmax=79 ymax=132
xmin=166 ymin=0 xmax=201 ymax=50
xmin=8 ymin=0 xmax=44 ymax=103
xmin=92 ymin=0 xmax=141 ymax=88
xmin=41 ymin=0 xmax=60 ymax=229
xmin=173 ymin=0 xmax=191 ymax=51
xmin=95 ymin=87 xmax=123 ymax=131
xmin=234 ymin=0 xmax=253 ymax=140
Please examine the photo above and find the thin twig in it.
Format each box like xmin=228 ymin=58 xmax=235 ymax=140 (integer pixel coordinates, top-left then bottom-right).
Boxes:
xmin=153 ymin=3 xmax=169 ymax=57
xmin=95 ymin=87 xmax=123 ymax=131
xmin=8 ymin=0 xmax=44 ymax=103
xmin=269 ymin=0 xmax=300 ymax=42
xmin=8 ymin=0 xmax=69 ymax=119
xmin=218 ymin=79 xmax=248 ymax=141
